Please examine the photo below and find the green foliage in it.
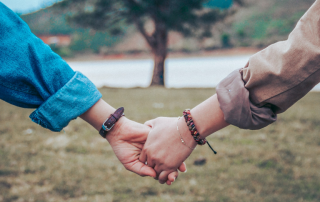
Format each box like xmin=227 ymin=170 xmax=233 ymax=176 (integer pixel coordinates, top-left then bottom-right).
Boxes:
xmin=233 ymin=13 xmax=270 ymax=40
xmin=61 ymin=0 xmax=232 ymax=38
xmin=50 ymin=44 xmax=74 ymax=57
xmin=21 ymin=3 xmax=127 ymax=54
xmin=231 ymin=0 xmax=310 ymax=47
xmin=69 ymin=30 xmax=124 ymax=53
xmin=21 ymin=0 xmax=242 ymax=55
xmin=20 ymin=0 xmax=315 ymax=52
xmin=221 ymin=33 xmax=231 ymax=48
xmin=21 ymin=9 xmax=74 ymax=35
xmin=204 ymin=0 xmax=233 ymax=9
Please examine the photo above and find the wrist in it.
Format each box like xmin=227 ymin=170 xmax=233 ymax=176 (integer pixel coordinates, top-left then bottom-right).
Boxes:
xmin=105 ymin=116 xmax=128 ymax=142
xmin=182 ymin=109 xmax=218 ymax=154
xmin=80 ymin=99 xmax=116 ymax=131
xmin=190 ymin=108 xmax=211 ymax=139
xmin=177 ymin=116 xmax=198 ymax=149
xmin=190 ymin=94 xmax=229 ymax=139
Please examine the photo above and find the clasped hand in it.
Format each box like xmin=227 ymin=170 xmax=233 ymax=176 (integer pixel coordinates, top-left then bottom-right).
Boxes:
xmin=140 ymin=117 xmax=197 ymax=184
xmin=106 ymin=117 xmax=188 ymax=185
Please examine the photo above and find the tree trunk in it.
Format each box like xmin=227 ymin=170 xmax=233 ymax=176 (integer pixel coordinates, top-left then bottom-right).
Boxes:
xmin=150 ymin=21 xmax=168 ymax=86
xmin=151 ymin=48 xmax=166 ymax=86
xmin=134 ymin=17 xmax=168 ymax=86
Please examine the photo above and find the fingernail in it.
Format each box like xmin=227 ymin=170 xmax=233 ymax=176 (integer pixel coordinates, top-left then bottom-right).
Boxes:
xmin=184 ymin=169 xmax=187 ymax=173
xmin=173 ymin=177 xmax=176 ymax=182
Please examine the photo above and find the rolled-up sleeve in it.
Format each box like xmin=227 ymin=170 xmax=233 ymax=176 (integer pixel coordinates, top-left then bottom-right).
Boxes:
xmin=29 ymin=72 xmax=102 ymax=132
xmin=217 ymin=0 xmax=320 ymax=129
xmin=217 ymin=69 xmax=277 ymax=130
xmin=0 ymin=3 xmax=102 ymax=132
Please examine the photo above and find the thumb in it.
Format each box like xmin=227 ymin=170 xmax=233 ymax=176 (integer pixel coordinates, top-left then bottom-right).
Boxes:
xmin=125 ymin=160 xmax=157 ymax=178
xmin=139 ymin=165 xmax=157 ymax=178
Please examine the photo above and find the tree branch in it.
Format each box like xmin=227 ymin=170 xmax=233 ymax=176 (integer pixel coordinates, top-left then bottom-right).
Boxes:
xmin=126 ymin=0 xmax=156 ymax=47
xmin=135 ymin=19 xmax=155 ymax=47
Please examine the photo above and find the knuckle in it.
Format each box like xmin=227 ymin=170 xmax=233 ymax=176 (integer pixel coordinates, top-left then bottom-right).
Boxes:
xmin=151 ymin=156 xmax=160 ymax=163
xmin=142 ymin=147 xmax=148 ymax=153
xmin=152 ymin=156 xmax=159 ymax=162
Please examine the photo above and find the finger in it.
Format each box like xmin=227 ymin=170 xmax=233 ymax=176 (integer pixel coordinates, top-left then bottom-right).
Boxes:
xmin=147 ymin=158 xmax=156 ymax=168
xmin=126 ymin=160 xmax=157 ymax=178
xmin=158 ymin=171 xmax=171 ymax=184
xmin=144 ymin=119 xmax=155 ymax=128
xmin=178 ymin=162 xmax=187 ymax=173
xmin=139 ymin=150 xmax=156 ymax=169
xmin=167 ymin=170 xmax=178 ymax=184
xmin=139 ymin=147 xmax=147 ymax=163
xmin=153 ymin=164 xmax=163 ymax=180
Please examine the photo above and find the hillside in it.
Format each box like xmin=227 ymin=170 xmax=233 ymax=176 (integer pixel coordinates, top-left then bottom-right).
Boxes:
xmin=20 ymin=0 xmax=316 ymax=55
xmin=20 ymin=5 xmax=126 ymax=54
xmin=111 ymin=0 xmax=316 ymax=53
xmin=228 ymin=0 xmax=316 ymax=47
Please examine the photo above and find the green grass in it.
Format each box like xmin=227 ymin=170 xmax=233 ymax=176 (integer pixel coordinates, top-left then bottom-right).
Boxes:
xmin=0 ymin=88 xmax=320 ymax=201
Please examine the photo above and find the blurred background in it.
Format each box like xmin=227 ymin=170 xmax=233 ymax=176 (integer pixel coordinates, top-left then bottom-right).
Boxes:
xmin=0 ymin=0 xmax=320 ymax=201
xmin=2 ymin=0 xmax=320 ymax=89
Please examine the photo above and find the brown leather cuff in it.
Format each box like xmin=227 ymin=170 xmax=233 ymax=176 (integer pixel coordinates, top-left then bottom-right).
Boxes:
xmin=216 ymin=69 xmax=277 ymax=130
xmin=99 ymin=107 xmax=125 ymax=138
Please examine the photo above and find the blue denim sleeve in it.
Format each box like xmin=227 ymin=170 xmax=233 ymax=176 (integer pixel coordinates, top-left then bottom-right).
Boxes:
xmin=0 ymin=3 xmax=102 ymax=132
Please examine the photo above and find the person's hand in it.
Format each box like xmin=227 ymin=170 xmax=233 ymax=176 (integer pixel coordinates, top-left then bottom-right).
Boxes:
xmin=140 ymin=117 xmax=197 ymax=184
xmin=80 ymin=99 xmax=188 ymax=185
xmin=105 ymin=117 xmax=155 ymax=177
xmin=106 ymin=117 xmax=186 ymax=185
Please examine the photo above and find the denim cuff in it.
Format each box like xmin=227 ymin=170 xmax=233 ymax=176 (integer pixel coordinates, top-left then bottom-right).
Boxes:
xmin=29 ymin=71 xmax=102 ymax=132
xmin=216 ymin=69 xmax=277 ymax=130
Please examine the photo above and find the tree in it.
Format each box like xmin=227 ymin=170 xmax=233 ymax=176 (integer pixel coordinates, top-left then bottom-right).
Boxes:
xmin=58 ymin=0 xmax=242 ymax=86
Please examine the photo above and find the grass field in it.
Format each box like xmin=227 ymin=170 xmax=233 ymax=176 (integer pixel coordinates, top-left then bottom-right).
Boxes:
xmin=0 ymin=88 xmax=320 ymax=202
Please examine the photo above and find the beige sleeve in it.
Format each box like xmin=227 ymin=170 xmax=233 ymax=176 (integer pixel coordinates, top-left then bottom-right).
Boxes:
xmin=216 ymin=0 xmax=320 ymax=129
xmin=242 ymin=0 xmax=320 ymax=113
xmin=217 ymin=69 xmax=277 ymax=130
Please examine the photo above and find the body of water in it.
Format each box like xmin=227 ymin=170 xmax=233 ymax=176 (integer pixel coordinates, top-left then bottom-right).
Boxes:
xmin=68 ymin=55 xmax=320 ymax=91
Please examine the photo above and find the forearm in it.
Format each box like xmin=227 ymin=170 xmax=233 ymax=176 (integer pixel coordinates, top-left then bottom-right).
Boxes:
xmin=79 ymin=99 xmax=129 ymax=140
xmin=176 ymin=94 xmax=229 ymax=147
xmin=80 ymin=99 xmax=115 ymax=131
xmin=190 ymin=94 xmax=229 ymax=138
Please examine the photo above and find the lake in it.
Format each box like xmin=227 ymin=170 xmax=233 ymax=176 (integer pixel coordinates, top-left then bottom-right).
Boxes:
xmin=68 ymin=55 xmax=320 ymax=91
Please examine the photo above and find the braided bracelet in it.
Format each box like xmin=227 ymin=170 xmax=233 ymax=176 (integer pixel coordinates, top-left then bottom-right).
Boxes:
xmin=183 ymin=109 xmax=217 ymax=154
